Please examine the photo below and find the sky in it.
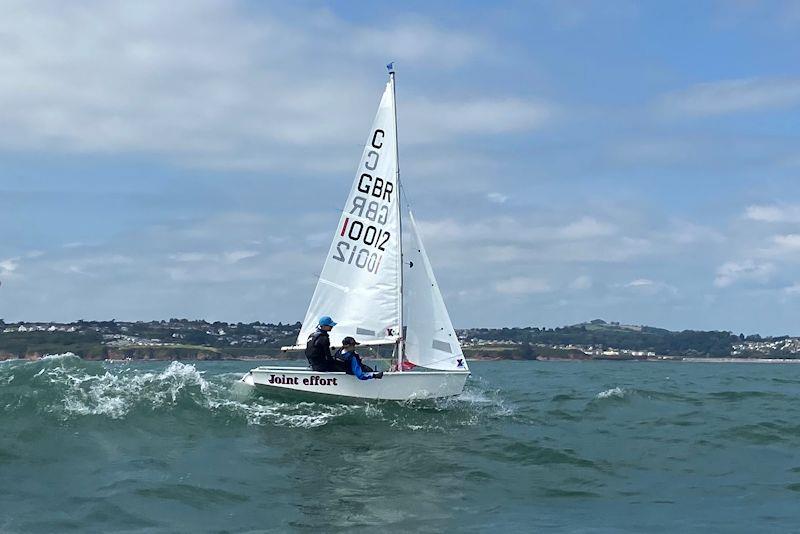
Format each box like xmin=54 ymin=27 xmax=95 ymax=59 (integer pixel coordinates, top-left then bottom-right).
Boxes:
xmin=1 ymin=0 xmax=799 ymax=335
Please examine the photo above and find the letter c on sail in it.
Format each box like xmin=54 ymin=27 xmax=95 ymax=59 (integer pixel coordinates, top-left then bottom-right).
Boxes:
xmin=371 ymin=129 xmax=384 ymax=149
xmin=365 ymin=150 xmax=379 ymax=170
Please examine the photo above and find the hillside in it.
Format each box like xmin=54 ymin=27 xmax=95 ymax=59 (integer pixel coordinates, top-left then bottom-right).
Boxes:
xmin=0 ymin=318 xmax=797 ymax=360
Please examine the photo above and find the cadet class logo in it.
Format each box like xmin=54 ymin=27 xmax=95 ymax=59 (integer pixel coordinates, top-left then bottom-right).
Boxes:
xmin=332 ymin=129 xmax=393 ymax=275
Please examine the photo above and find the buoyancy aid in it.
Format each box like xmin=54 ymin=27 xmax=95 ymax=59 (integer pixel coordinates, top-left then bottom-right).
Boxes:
xmin=341 ymin=350 xmax=366 ymax=375
xmin=305 ymin=329 xmax=330 ymax=367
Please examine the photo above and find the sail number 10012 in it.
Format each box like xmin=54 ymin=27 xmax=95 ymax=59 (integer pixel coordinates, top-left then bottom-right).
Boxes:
xmin=332 ymin=241 xmax=383 ymax=274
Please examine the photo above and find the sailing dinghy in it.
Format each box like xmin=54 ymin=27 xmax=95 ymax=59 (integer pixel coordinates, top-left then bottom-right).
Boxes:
xmin=242 ymin=67 xmax=469 ymax=400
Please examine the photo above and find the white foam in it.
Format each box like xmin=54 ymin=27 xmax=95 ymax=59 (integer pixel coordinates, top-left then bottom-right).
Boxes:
xmin=41 ymin=352 xmax=79 ymax=360
xmin=208 ymin=396 xmax=358 ymax=428
xmin=405 ymin=423 xmax=445 ymax=431
xmin=31 ymin=358 xmax=355 ymax=427
xmin=596 ymin=386 xmax=626 ymax=399
xmin=157 ymin=361 xmax=211 ymax=400
xmin=456 ymin=390 xmax=495 ymax=404
xmin=442 ymin=386 xmax=514 ymax=418
xmin=56 ymin=361 xmax=212 ymax=419
xmin=27 ymin=360 xmax=515 ymax=430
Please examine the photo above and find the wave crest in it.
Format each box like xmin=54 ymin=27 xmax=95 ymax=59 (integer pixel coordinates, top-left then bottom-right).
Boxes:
xmin=0 ymin=359 xmax=509 ymax=430
xmin=61 ymin=361 xmax=211 ymax=418
xmin=596 ymin=386 xmax=626 ymax=399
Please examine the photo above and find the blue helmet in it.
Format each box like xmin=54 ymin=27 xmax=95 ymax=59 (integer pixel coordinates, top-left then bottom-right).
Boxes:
xmin=318 ymin=316 xmax=337 ymax=327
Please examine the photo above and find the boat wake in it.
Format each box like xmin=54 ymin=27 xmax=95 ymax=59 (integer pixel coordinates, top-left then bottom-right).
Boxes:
xmin=0 ymin=357 xmax=511 ymax=430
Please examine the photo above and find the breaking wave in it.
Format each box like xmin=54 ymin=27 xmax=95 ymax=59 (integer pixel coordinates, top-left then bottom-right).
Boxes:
xmin=595 ymin=386 xmax=627 ymax=399
xmin=0 ymin=357 xmax=511 ymax=430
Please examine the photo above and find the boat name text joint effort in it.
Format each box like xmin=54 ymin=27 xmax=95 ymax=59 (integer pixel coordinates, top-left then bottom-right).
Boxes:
xmin=267 ymin=374 xmax=338 ymax=386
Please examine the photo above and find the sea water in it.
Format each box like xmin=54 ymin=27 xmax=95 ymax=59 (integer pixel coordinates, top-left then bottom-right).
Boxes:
xmin=1 ymin=356 xmax=799 ymax=532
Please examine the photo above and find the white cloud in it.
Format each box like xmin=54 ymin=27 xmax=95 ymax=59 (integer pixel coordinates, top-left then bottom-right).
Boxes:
xmin=478 ymin=245 xmax=527 ymax=264
xmin=170 ymin=250 xmax=259 ymax=264
xmin=569 ymin=275 xmax=592 ymax=290
xmin=351 ymin=20 xmax=484 ymax=67
xmin=756 ymin=234 xmax=800 ymax=260
xmin=494 ymin=276 xmax=551 ymax=295
xmin=773 ymin=234 xmax=800 ymax=250
xmin=745 ymin=205 xmax=800 ymax=223
xmin=52 ymin=254 xmax=133 ymax=276
xmin=415 ymin=212 xmax=654 ymax=269
xmin=625 ymin=278 xmax=655 ymax=288
xmin=658 ymin=78 xmax=800 ymax=117
xmin=784 ymin=283 xmax=800 ymax=296
xmin=170 ymin=253 xmax=212 ymax=263
xmin=0 ymin=258 xmax=19 ymax=277
xmin=714 ymin=260 xmax=775 ymax=288
xmin=406 ymin=97 xmax=554 ymax=142
xmin=0 ymin=1 xmax=550 ymax=172
xmin=667 ymin=220 xmax=726 ymax=244
xmin=487 ymin=192 xmax=508 ymax=204
xmin=0 ymin=210 xmax=326 ymax=321
xmin=224 ymin=250 xmax=259 ymax=264
xmin=419 ymin=215 xmax=617 ymax=245
xmin=555 ymin=217 xmax=616 ymax=240
xmin=619 ymin=278 xmax=678 ymax=296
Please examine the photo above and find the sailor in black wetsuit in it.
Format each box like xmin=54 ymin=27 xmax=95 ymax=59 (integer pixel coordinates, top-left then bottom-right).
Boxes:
xmin=305 ymin=316 xmax=337 ymax=371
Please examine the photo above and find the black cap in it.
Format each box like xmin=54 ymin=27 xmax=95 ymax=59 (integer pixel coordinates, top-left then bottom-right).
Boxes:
xmin=341 ymin=336 xmax=360 ymax=346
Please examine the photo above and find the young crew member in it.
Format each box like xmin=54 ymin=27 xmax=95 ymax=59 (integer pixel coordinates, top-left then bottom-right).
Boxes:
xmin=339 ymin=337 xmax=383 ymax=380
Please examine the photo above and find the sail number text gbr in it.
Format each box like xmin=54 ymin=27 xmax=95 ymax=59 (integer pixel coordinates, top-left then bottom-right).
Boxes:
xmin=332 ymin=129 xmax=394 ymax=274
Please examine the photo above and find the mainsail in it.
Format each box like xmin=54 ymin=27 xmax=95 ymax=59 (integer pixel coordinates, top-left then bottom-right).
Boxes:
xmin=297 ymin=79 xmax=402 ymax=347
xmin=402 ymin=210 xmax=468 ymax=371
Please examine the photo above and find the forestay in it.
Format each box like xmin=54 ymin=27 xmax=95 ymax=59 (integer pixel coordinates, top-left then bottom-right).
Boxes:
xmin=403 ymin=209 xmax=468 ymax=371
xmin=297 ymin=80 xmax=402 ymax=347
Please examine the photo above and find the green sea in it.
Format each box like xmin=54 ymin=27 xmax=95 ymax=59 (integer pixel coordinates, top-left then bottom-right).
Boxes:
xmin=1 ymin=355 xmax=799 ymax=532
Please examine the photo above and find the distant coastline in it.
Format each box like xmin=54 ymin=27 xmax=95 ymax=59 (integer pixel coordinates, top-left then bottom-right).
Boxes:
xmin=534 ymin=356 xmax=800 ymax=364
xmin=1 ymin=318 xmax=798 ymax=363
xmin=10 ymin=353 xmax=800 ymax=364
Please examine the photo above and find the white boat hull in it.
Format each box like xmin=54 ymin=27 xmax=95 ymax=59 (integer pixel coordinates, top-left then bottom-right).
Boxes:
xmin=241 ymin=366 xmax=469 ymax=401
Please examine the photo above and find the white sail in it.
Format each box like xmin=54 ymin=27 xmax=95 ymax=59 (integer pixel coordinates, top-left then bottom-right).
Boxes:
xmin=403 ymin=209 xmax=468 ymax=371
xmin=297 ymin=79 xmax=402 ymax=347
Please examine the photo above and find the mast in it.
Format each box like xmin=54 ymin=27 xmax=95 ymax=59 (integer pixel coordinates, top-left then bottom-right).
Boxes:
xmin=389 ymin=63 xmax=404 ymax=372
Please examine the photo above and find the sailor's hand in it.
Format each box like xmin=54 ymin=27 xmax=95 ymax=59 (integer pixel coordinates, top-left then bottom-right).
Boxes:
xmin=372 ymin=371 xmax=384 ymax=379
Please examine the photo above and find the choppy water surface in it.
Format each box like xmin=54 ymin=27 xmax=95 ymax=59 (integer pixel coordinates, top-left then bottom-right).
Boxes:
xmin=1 ymin=356 xmax=799 ymax=532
